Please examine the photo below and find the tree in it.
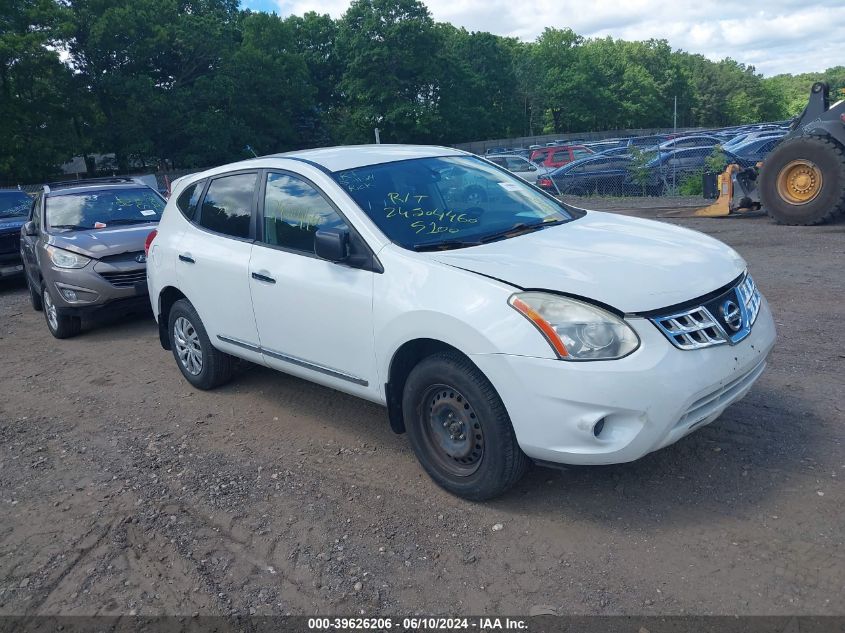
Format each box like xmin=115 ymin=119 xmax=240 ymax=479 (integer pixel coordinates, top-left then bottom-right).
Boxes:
xmin=335 ymin=0 xmax=442 ymax=143
xmin=0 ymin=0 xmax=78 ymax=183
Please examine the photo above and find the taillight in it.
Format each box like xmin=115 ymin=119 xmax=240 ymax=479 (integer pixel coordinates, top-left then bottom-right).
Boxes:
xmin=144 ymin=229 xmax=158 ymax=257
xmin=538 ymin=178 xmax=553 ymax=188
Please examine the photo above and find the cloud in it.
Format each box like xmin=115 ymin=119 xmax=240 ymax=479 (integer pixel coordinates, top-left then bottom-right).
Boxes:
xmin=260 ymin=0 xmax=843 ymax=75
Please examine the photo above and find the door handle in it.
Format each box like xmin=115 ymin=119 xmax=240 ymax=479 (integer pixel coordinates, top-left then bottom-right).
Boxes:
xmin=251 ymin=272 xmax=276 ymax=284
xmin=178 ymin=254 xmax=195 ymax=263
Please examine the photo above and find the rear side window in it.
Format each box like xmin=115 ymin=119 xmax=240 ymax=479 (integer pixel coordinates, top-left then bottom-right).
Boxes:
xmin=198 ymin=173 xmax=256 ymax=239
xmin=552 ymin=151 xmax=569 ymax=163
xmin=176 ymin=181 xmax=203 ymax=220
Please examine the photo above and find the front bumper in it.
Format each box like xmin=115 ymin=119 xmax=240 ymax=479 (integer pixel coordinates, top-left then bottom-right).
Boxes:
xmin=471 ymin=298 xmax=776 ymax=465
xmin=42 ymin=258 xmax=149 ymax=315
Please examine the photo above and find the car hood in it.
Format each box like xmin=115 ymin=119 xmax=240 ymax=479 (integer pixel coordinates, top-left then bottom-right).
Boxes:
xmin=428 ymin=211 xmax=746 ymax=313
xmin=0 ymin=217 xmax=27 ymax=234
xmin=47 ymin=224 xmax=157 ymax=259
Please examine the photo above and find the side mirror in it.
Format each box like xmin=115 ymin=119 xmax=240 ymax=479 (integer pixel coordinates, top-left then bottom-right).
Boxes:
xmin=23 ymin=221 xmax=37 ymax=236
xmin=314 ymin=227 xmax=349 ymax=262
xmin=529 ymin=164 xmax=538 ymax=171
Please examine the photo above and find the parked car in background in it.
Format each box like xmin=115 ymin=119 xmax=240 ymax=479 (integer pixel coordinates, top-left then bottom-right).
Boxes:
xmin=20 ymin=177 xmax=165 ymax=338
xmin=538 ymin=155 xmax=633 ymax=196
xmin=729 ymin=136 xmax=783 ymax=163
xmin=530 ymin=145 xmax=594 ymax=169
xmin=723 ymin=130 xmax=785 ymax=151
xmin=597 ymin=146 xmax=631 ymax=158
xmin=147 ymin=144 xmax=775 ymax=500
xmin=658 ymin=134 xmax=722 ymax=151
xmin=624 ymin=135 xmax=667 ymax=150
xmin=486 ymin=154 xmax=549 ymax=182
xmin=0 ymin=190 xmax=33 ymax=279
xmin=629 ymin=146 xmax=754 ymax=193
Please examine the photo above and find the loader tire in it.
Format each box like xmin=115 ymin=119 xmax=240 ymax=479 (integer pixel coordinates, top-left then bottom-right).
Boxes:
xmin=759 ymin=135 xmax=845 ymax=225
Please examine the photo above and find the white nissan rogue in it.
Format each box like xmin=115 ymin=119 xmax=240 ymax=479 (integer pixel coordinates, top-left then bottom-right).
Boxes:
xmin=146 ymin=145 xmax=776 ymax=500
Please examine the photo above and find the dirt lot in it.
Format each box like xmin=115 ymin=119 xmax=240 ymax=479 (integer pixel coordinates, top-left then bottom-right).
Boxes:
xmin=1 ymin=208 xmax=843 ymax=617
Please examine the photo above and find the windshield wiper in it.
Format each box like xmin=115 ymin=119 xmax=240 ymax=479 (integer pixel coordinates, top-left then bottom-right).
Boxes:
xmin=50 ymin=224 xmax=88 ymax=231
xmin=103 ymin=218 xmax=158 ymax=225
xmin=479 ymin=218 xmax=567 ymax=244
xmin=413 ymin=237 xmax=483 ymax=252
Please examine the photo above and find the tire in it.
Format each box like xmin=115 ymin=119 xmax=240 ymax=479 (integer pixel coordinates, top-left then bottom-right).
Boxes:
xmin=167 ymin=298 xmax=233 ymax=390
xmin=28 ymin=276 xmax=43 ymax=311
xmin=401 ymin=351 xmax=529 ymax=501
xmin=759 ymin=135 xmax=845 ymax=225
xmin=42 ymin=286 xmax=81 ymax=339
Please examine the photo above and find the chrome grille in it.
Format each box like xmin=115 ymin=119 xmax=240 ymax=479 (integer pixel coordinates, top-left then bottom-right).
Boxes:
xmin=98 ymin=269 xmax=147 ymax=288
xmin=651 ymin=274 xmax=762 ymax=350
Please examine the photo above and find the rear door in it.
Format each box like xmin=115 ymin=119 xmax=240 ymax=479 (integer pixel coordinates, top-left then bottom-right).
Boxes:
xmin=174 ymin=171 xmax=262 ymax=360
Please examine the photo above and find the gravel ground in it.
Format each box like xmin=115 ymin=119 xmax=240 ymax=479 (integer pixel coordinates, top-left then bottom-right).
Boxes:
xmin=0 ymin=207 xmax=843 ymax=617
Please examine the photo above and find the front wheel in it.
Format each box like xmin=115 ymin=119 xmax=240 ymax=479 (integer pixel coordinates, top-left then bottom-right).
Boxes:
xmin=42 ymin=286 xmax=80 ymax=339
xmin=167 ymin=299 xmax=233 ymax=390
xmin=402 ymin=351 xmax=529 ymax=500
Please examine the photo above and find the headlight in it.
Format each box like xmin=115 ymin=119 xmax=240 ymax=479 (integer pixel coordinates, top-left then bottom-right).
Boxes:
xmin=46 ymin=245 xmax=91 ymax=269
xmin=509 ymin=292 xmax=639 ymax=360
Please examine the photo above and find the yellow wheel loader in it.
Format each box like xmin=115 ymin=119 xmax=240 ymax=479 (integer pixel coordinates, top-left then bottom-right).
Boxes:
xmin=696 ymin=81 xmax=845 ymax=225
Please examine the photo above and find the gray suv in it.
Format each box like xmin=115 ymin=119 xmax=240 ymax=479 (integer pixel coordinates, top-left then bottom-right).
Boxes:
xmin=20 ymin=177 xmax=165 ymax=338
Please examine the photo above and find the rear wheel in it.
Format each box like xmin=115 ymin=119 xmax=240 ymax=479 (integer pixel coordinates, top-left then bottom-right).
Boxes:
xmin=167 ymin=299 xmax=233 ymax=389
xmin=42 ymin=286 xmax=80 ymax=339
xmin=402 ymin=351 xmax=529 ymax=501
xmin=759 ymin=135 xmax=845 ymax=225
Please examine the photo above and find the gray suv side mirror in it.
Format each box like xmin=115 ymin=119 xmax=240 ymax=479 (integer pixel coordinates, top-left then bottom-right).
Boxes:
xmin=23 ymin=221 xmax=37 ymax=236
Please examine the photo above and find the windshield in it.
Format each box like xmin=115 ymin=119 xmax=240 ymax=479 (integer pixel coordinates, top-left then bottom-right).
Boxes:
xmin=334 ymin=156 xmax=573 ymax=250
xmin=46 ymin=188 xmax=165 ymax=231
xmin=0 ymin=191 xmax=32 ymax=219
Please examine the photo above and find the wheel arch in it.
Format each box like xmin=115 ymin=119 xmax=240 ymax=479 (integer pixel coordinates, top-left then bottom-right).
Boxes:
xmin=156 ymin=285 xmax=188 ymax=350
xmin=385 ymin=338 xmax=476 ymax=435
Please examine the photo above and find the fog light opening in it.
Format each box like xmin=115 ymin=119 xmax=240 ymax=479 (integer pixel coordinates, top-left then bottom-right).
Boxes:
xmin=593 ymin=417 xmax=606 ymax=438
xmin=61 ymin=289 xmax=78 ymax=302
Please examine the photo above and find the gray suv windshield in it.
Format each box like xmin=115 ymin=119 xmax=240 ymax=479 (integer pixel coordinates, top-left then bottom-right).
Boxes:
xmin=333 ymin=156 xmax=573 ymax=250
xmin=46 ymin=188 xmax=165 ymax=230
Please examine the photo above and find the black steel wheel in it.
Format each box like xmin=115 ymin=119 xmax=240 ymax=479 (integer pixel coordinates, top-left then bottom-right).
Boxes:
xmin=419 ymin=385 xmax=485 ymax=477
xmin=402 ymin=351 xmax=529 ymax=500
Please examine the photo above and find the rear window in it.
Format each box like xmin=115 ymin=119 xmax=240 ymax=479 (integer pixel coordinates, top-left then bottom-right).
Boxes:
xmin=176 ymin=180 xmax=204 ymax=220
xmin=46 ymin=188 xmax=165 ymax=231
xmin=0 ymin=191 xmax=32 ymax=218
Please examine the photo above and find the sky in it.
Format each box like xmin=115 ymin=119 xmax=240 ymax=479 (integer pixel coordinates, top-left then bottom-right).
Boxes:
xmin=240 ymin=0 xmax=843 ymax=76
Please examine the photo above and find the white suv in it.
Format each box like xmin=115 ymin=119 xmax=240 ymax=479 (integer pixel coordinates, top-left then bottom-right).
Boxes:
xmin=146 ymin=145 xmax=776 ymax=500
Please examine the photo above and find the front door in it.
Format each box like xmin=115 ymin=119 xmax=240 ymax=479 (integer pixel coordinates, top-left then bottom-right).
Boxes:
xmin=248 ymin=170 xmax=377 ymax=399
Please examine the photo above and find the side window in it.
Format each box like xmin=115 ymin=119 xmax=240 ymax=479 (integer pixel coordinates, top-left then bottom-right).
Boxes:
xmin=571 ymin=149 xmax=592 ymax=160
xmin=198 ymin=173 xmax=256 ymax=239
xmin=506 ymin=157 xmax=528 ymax=171
xmin=262 ymin=172 xmax=348 ymax=254
xmin=176 ymin=180 xmax=204 ymax=220
xmin=488 ymin=157 xmax=507 ymax=167
xmin=552 ymin=151 xmax=569 ymax=163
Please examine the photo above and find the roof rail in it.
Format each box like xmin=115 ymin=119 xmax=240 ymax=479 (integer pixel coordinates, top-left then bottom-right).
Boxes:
xmin=42 ymin=176 xmax=142 ymax=193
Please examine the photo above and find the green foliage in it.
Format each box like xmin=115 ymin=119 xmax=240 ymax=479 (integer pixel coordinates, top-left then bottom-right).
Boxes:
xmin=678 ymin=172 xmax=704 ymax=196
xmin=627 ymin=147 xmax=654 ymax=196
xmin=0 ymin=0 xmax=842 ymax=183
xmin=705 ymin=147 xmax=728 ymax=174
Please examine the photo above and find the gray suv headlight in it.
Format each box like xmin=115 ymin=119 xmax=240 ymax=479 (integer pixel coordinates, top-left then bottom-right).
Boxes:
xmin=46 ymin=245 xmax=91 ymax=269
xmin=509 ymin=292 xmax=640 ymax=360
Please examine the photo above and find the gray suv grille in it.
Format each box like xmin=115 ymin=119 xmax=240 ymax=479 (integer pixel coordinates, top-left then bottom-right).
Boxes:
xmin=98 ymin=270 xmax=147 ymax=288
